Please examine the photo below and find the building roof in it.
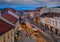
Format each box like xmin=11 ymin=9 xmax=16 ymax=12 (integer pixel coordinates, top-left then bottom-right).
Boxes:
xmin=23 ymin=10 xmax=34 ymax=12
xmin=52 ymin=6 xmax=60 ymax=8
xmin=35 ymin=7 xmax=43 ymax=11
xmin=2 ymin=14 xmax=18 ymax=24
xmin=40 ymin=12 xmax=60 ymax=18
xmin=0 ymin=19 xmax=14 ymax=35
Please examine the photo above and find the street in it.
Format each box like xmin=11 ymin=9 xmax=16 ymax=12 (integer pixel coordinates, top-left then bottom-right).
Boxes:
xmin=17 ymin=18 xmax=59 ymax=42
xmin=1 ymin=3 xmax=60 ymax=42
xmin=17 ymin=24 xmax=37 ymax=42
xmin=17 ymin=22 xmax=47 ymax=42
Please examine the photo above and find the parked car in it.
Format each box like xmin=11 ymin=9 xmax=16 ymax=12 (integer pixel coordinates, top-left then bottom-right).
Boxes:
xmin=32 ymin=27 xmax=38 ymax=35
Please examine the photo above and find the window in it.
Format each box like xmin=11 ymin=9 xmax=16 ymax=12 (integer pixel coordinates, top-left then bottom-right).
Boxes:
xmin=49 ymin=20 xmax=51 ymax=24
xmin=53 ymin=20 xmax=54 ymax=25
xmin=3 ymin=36 xmax=6 ymax=42
xmin=59 ymin=22 xmax=60 ymax=24
xmin=11 ymin=31 xmax=13 ymax=36
xmin=11 ymin=32 xmax=12 ymax=36
xmin=59 ymin=22 xmax=60 ymax=27
xmin=55 ymin=21 xmax=57 ymax=26
xmin=8 ymin=33 xmax=10 ymax=39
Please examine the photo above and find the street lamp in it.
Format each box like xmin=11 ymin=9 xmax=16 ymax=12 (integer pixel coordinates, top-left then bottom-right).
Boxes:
xmin=15 ymin=35 xmax=18 ymax=37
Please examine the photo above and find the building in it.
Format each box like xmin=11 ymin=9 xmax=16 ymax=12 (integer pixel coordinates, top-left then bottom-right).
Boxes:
xmin=40 ymin=7 xmax=60 ymax=14
xmin=1 ymin=8 xmax=19 ymax=34
xmin=0 ymin=19 xmax=14 ymax=42
xmin=49 ymin=8 xmax=60 ymax=13
xmin=40 ymin=6 xmax=50 ymax=14
xmin=34 ymin=7 xmax=44 ymax=23
xmin=23 ymin=10 xmax=34 ymax=19
xmin=0 ymin=11 xmax=14 ymax=42
xmin=40 ymin=13 xmax=60 ymax=36
xmin=0 ymin=8 xmax=19 ymax=42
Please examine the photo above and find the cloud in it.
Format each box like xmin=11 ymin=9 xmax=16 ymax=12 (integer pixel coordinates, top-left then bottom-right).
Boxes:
xmin=49 ymin=0 xmax=60 ymax=2
xmin=0 ymin=0 xmax=60 ymax=7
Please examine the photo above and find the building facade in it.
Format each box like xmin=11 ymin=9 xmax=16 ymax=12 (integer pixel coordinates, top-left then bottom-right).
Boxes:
xmin=34 ymin=7 xmax=44 ymax=23
xmin=23 ymin=10 xmax=34 ymax=19
xmin=2 ymin=8 xmax=19 ymax=34
xmin=40 ymin=13 xmax=60 ymax=36
xmin=0 ymin=19 xmax=14 ymax=42
xmin=0 ymin=8 xmax=19 ymax=42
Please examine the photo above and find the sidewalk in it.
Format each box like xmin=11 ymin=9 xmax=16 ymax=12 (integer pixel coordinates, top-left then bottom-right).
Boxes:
xmin=29 ymin=20 xmax=54 ymax=42
xmin=31 ymin=23 xmax=54 ymax=42
xmin=39 ymin=23 xmax=60 ymax=42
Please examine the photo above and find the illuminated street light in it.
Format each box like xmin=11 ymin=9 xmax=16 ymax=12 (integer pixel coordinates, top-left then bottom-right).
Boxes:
xmin=15 ymin=35 xmax=18 ymax=37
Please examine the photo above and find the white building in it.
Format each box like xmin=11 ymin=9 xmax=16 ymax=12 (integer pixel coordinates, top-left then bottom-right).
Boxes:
xmin=40 ymin=13 xmax=60 ymax=36
xmin=40 ymin=7 xmax=60 ymax=15
xmin=23 ymin=10 xmax=34 ymax=19
xmin=40 ymin=6 xmax=50 ymax=14
xmin=49 ymin=8 xmax=60 ymax=13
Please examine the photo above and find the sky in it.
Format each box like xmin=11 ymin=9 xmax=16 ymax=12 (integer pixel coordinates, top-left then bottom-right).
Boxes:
xmin=0 ymin=0 xmax=60 ymax=10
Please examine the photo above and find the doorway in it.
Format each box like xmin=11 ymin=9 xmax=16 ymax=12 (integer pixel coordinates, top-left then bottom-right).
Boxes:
xmin=55 ymin=29 xmax=58 ymax=35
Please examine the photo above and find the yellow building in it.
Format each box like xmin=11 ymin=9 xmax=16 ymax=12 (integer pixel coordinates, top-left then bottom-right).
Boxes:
xmin=0 ymin=19 xmax=14 ymax=42
xmin=0 ymin=8 xmax=19 ymax=42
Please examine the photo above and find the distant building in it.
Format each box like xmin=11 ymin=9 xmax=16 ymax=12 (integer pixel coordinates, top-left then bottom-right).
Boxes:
xmin=49 ymin=8 xmax=60 ymax=13
xmin=23 ymin=10 xmax=34 ymax=19
xmin=40 ymin=7 xmax=60 ymax=15
xmin=40 ymin=13 xmax=60 ymax=36
xmin=40 ymin=6 xmax=50 ymax=14
xmin=34 ymin=7 xmax=44 ymax=23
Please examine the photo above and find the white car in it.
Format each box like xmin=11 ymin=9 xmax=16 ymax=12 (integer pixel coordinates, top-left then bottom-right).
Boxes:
xmin=32 ymin=27 xmax=38 ymax=35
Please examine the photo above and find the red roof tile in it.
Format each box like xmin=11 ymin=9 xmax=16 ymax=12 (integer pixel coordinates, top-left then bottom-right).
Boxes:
xmin=0 ymin=19 xmax=14 ymax=35
xmin=2 ymin=14 xmax=18 ymax=24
